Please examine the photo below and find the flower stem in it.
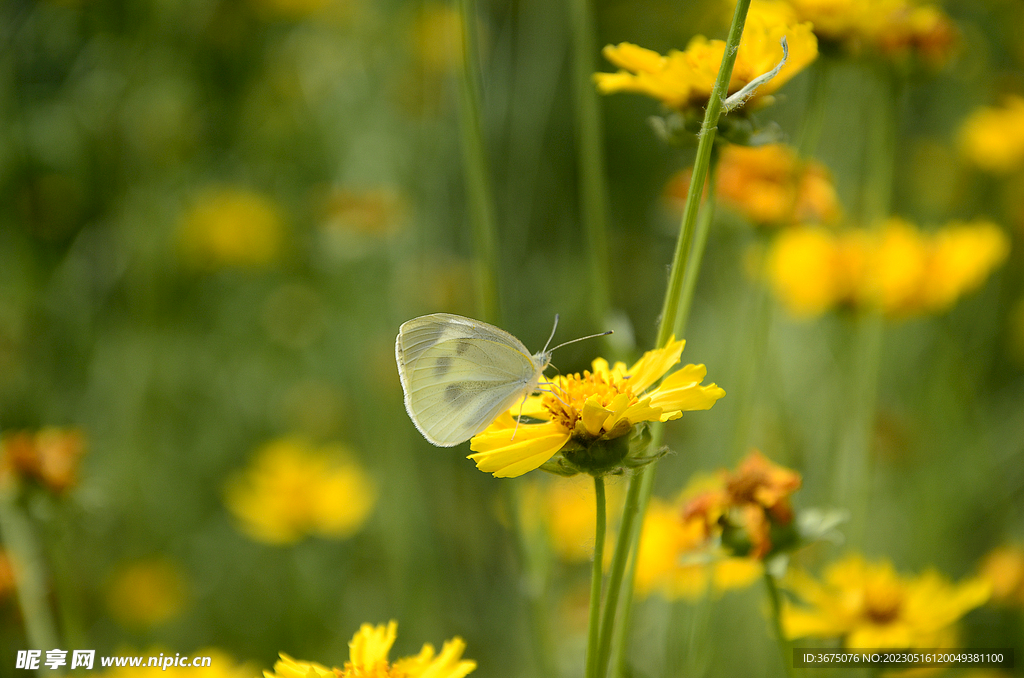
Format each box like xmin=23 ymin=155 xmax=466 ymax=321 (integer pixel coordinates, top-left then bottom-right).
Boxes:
xmin=585 ymin=475 xmax=607 ymax=678
xmin=456 ymin=0 xmax=501 ymax=324
xmin=674 ymin=172 xmax=719 ymax=339
xmin=568 ymin=0 xmax=613 ymax=329
xmin=763 ymin=568 xmax=796 ymax=678
xmin=0 ymin=484 xmax=60 ymax=655
xmin=835 ymin=66 xmax=898 ymax=545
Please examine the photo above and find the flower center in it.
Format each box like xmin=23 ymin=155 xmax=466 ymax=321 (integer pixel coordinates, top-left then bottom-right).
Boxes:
xmin=863 ymin=579 xmax=904 ymax=624
xmin=542 ymin=370 xmax=636 ymax=435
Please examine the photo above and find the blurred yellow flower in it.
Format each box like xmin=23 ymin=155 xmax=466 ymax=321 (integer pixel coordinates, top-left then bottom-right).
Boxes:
xmin=468 ymin=338 xmax=725 ymax=478
xmin=519 ymin=475 xmax=625 ymax=563
xmin=178 ymin=188 xmax=285 ymax=269
xmin=978 ymin=545 xmax=1024 ymax=607
xmin=958 ymin=96 xmax=1024 ymax=175
xmin=107 ymin=559 xmax=188 ymax=628
xmin=714 ymin=143 xmax=840 ymax=226
xmin=634 ymin=497 xmax=762 ymax=600
xmin=224 ymin=437 xmax=376 ymax=545
xmin=765 ymin=219 xmax=1010 ymax=317
xmin=596 ymin=1 xmax=817 ymax=110
xmin=0 ymin=428 xmax=86 ymax=494
xmin=317 ymin=187 xmax=406 ymax=261
xmin=412 ymin=4 xmax=465 ymax=73
xmin=784 ymin=0 xmax=957 ymax=65
xmin=782 ymin=554 xmax=990 ymax=648
xmin=0 ymin=551 xmax=15 ymax=603
xmin=96 ymin=649 xmax=254 ymax=678
xmin=264 ymin=621 xmax=476 ymax=678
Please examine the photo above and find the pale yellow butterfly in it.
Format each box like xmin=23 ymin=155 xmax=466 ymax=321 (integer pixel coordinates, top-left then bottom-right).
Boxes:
xmin=395 ymin=313 xmax=609 ymax=447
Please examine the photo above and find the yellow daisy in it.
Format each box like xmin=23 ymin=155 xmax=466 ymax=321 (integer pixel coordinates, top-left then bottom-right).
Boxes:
xmin=782 ymin=554 xmax=990 ymax=648
xmin=595 ymin=1 xmax=817 ymax=111
xmin=468 ymin=338 xmax=725 ymax=478
xmin=264 ymin=622 xmax=476 ymax=678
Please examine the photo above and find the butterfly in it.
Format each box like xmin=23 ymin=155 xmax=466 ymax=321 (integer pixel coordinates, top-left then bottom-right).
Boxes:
xmin=395 ymin=313 xmax=609 ymax=447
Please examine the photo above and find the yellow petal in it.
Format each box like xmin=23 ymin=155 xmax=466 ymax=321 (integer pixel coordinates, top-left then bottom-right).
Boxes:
xmin=626 ymin=337 xmax=686 ymax=393
xmin=647 ymin=364 xmax=725 ymax=412
xmin=580 ymin=396 xmax=614 ymax=437
xmin=349 ymin=621 xmax=397 ymax=669
xmin=468 ymin=421 xmax=570 ymax=478
xmin=601 ymin=42 xmax=665 ymax=73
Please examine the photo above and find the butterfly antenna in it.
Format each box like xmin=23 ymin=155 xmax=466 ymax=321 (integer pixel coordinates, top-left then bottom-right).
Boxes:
xmin=541 ymin=314 xmax=560 ymax=354
xmin=548 ymin=330 xmax=613 ymax=353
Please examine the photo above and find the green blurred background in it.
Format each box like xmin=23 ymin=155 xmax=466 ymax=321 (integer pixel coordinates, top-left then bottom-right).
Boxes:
xmin=1 ymin=0 xmax=1023 ymax=675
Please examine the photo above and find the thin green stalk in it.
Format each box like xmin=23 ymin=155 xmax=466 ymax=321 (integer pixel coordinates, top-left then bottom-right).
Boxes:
xmin=674 ymin=172 xmax=719 ymax=340
xmin=728 ymin=271 xmax=774 ymax=460
xmin=834 ymin=67 xmax=898 ymax=545
xmin=764 ymin=569 xmax=796 ymax=678
xmin=456 ymin=0 xmax=501 ymax=323
xmin=585 ymin=475 xmax=607 ymax=678
xmin=0 ymin=485 xmax=60 ymax=658
xmin=600 ymin=2 xmax=754 ymax=675
xmin=568 ymin=0 xmax=612 ymax=328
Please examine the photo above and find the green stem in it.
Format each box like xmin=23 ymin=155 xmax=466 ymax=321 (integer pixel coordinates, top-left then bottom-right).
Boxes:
xmin=674 ymin=172 xmax=719 ymax=340
xmin=456 ymin=0 xmax=501 ymax=323
xmin=764 ymin=569 xmax=796 ymax=678
xmin=568 ymin=0 xmax=613 ymax=329
xmin=728 ymin=271 xmax=774 ymax=460
xmin=0 ymin=485 xmax=60 ymax=659
xmin=585 ymin=475 xmax=607 ymax=678
xmin=835 ymin=66 xmax=898 ymax=545
xmin=601 ymin=1 xmax=753 ymax=675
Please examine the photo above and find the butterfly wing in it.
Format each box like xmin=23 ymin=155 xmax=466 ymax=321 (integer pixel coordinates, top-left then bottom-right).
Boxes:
xmin=396 ymin=314 xmax=543 ymax=446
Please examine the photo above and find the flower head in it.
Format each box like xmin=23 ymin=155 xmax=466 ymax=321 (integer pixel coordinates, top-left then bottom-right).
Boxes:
xmin=764 ymin=219 xmax=1010 ymax=318
xmin=959 ymin=96 xmax=1024 ymax=175
xmin=264 ymin=622 xmax=476 ymax=678
xmin=784 ymin=0 xmax=957 ymax=66
xmin=979 ymin=545 xmax=1024 ymax=608
xmin=683 ymin=449 xmax=802 ymax=558
xmin=224 ymin=437 xmax=377 ymax=545
xmin=705 ymin=143 xmax=840 ymax=226
xmin=107 ymin=559 xmax=188 ymax=628
xmin=596 ymin=1 xmax=817 ymax=111
xmin=1 ymin=428 xmax=86 ymax=494
xmin=178 ymin=187 xmax=285 ymax=269
xmin=468 ymin=338 xmax=725 ymax=478
xmin=782 ymin=554 xmax=990 ymax=648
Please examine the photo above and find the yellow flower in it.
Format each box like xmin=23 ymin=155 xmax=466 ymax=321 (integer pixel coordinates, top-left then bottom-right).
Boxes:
xmin=782 ymin=554 xmax=990 ymax=648
xmin=468 ymin=338 xmax=725 ymax=478
xmin=764 ymin=219 xmax=1009 ymax=317
xmin=412 ymin=4 xmax=465 ymax=73
xmin=784 ymin=0 xmax=957 ymax=65
xmin=95 ymin=649 xmax=254 ymax=678
xmin=596 ymin=1 xmax=817 ymax=110
xmin=634 ymin=496 xmax=762 ymax=600
xmin=978 ymin=545 xmax=1024 ymax=607
xmin=107 ymin=559 xmax=188 ymax=628
xmin=765 ymin=227 xmax=847 ymax=316
xmin=714 ymin=143 xmax=841 ymax=226
xmin=264 ymin=621 xmax=476 ymax=678
xmin=0 ymin=428 xmax=86 ymax=494
xmin=224 ymin=437 xmax=376 ymax=545
xmin=178 ymin=188 xmax=285 ymax=269
xmin=958 ymin=96 xmax=1024 ymax=174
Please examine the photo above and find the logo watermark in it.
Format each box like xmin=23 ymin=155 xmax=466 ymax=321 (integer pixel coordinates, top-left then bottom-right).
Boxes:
xmin=16 ymin=650 xmax=213 ymax=671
